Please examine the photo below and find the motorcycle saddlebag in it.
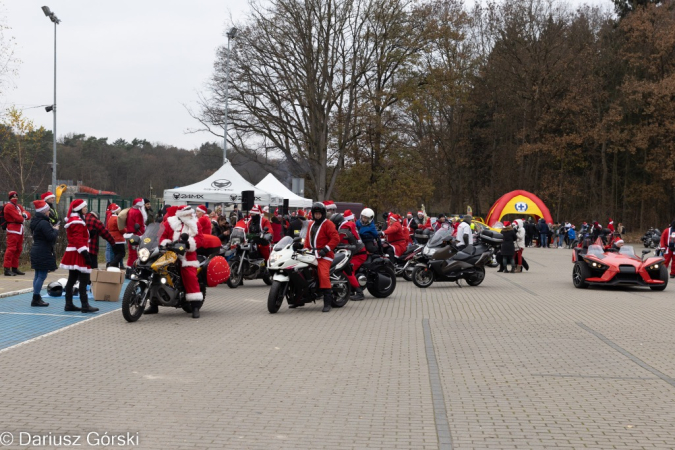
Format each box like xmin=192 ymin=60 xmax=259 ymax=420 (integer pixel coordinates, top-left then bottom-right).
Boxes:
xmin=206 ymin=255 xmax=230 ymax=287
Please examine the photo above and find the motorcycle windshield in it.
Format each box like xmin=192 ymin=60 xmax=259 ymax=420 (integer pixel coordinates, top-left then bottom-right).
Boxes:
xmin=139 ymin=223 xmax=163 ymax=250
xmin=230 ymin=228 xmax=246 ymax=246
xmin=274 ymin=236 xmax=293 ymax=251
xmin=427 ymin=229 xmax=453 ymax=247
xmin=619 ymin=246 xmax=637 ymax=257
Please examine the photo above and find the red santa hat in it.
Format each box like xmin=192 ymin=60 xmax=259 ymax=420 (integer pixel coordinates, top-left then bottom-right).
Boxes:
xmin=133 ymin=198 xmax=144 ymax=208
xmin=8 ymin=191 xmax=17 ymax=199
xmin=41 ymin=191 xmax=56 ymax=202
xmin=323 ymin=200 xmax=337 ymax=210
xmin=344 ymin=209 xmax=354 ymax=221
xmin=274 ymin=208 xmax=279 ymax=216
xmin=175 ymin=205 xmax=194 ymax=219
xmin=250 ymin=205 xmax=263 ymax=215
xmin=196 ymin=205 xmax=207 ymax=214
xmin=417 ymin=210 xmax=424 ymax=215
xmin=389 ymin=213 xmax=400 ymax=221
xmin=608 ymin=218 xmax=613 ymax=224
xmin=109 ymin=203 xmax=121 ymax=214
xmin=503 ymin=220 xmax=511 ymax=227
xmin=165 ymin=206 xmax=179 ymax=218
xmin=407 ymin=211 xmax=412 ymax=216
xmin=263 ymin=206 xmax=269 ymax=214
xmin=297 ymin=209 xmax=305 ymax=218
xmin=67 ymin=199 xmax=87 ymax=216
xmin=33 ymin=200 xmax=50 ymax=213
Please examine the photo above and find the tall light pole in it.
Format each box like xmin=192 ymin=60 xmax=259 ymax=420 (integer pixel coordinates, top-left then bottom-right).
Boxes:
xmin=223 ymin=27 xmax=238 ymax=164
xmin=42 ymin=6 xmax=60 ymax=191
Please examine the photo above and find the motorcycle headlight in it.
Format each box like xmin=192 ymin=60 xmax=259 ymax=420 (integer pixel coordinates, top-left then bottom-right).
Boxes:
xmin=423 ymin=247 xmax=436 ymax=256
xmin=139 ymin=248 xmax=151 ymax=262
xmin=269 ymin=253 xmax=283 ymax=264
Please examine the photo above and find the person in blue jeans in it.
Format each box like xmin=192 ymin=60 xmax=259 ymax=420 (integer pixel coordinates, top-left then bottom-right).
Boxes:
xmin=29 ymin=200 xmax=60 ymax=307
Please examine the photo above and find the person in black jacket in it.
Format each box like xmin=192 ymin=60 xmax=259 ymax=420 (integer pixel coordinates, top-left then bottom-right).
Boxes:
xmin=213 ymin=216 xmax=232 ymax=245
xmin=500 ymin=223 xmax=517 ymax=273
xmin=29 ymin=200 xmax=59 ymax=307
xmin=287 ymin=210 xmax=307 ymax=237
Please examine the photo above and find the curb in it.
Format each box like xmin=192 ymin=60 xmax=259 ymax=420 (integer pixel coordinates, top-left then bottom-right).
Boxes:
xmin=0 ymin=288 xmax=34 ymax=299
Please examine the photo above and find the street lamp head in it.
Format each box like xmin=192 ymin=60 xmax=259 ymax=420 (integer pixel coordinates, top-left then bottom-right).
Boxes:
xmin=41 ymin=6 xmax=52 ymax=16
xmin=45 ymin=105 xmax=54 ymax=113
xmin=227 ymin=27 xmax=238 ymax=39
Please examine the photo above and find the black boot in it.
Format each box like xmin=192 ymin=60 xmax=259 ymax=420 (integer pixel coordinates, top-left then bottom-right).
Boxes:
xmin=497 ymin=266 xmax=504 ymax=273
xmin=12 ymin=268 xmax=25 ymax=276
xmin=31 ymin=294 xmax=49 ymax=307
xmin=64 ymin=295 xmax=81 ymax=311
xmin=80 ymin=299 xmax=99 ymax=313
xmin=322 ymin=290 xmax=332 ymax=313
xmin=4 ymin=268 xmax=15 ymax=277
xmin=144 ymin=303 xmax=159 ymax=314
xmin=190 ymin=301 xmax=201 ymax=319
xmin=350 ymin=288 xmax=365 ymax=301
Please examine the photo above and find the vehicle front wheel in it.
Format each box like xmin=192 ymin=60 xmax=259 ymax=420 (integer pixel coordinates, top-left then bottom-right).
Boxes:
xmin=572 ymin=262 xmax=590 ymax=289
xmin=412 ymin=266 xmax=434 ymax=288
xmin=122 ymin=281 xmax=146 ymax=323
xmin=268 ymin=281 xmax=286 ymax=313
xmin=227 ymin=268 xmax=243 ymax=288
xmin=650 ymin=264 xmax=669 ymax=291
xmin=262 ymin=273 xmax=273 ymax=285
xmin=402 ymin=265 xmax=415 ymax=282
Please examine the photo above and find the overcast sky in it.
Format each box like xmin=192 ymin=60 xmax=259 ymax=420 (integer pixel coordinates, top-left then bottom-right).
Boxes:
xmin=4 ymin=0 xmax=611 ymax=151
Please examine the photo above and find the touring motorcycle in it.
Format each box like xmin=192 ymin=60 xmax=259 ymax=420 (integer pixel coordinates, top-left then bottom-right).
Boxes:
xmin=266 ymin=236 xmax=351 ymax=313
xmin=641 ymin=228 xmax=661 ymax=249
xmin=411 ymin=229 xmax=500 ymax=288
xmin=226 ymin=227 xmax=273 ymax=288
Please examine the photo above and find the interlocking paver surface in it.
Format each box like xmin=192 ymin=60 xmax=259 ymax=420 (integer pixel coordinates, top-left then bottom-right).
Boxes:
xmin=0 ymin=247 xmax=673 ymax=449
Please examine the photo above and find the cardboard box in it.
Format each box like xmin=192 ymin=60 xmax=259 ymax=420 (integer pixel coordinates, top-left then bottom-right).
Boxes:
xmin=91 ymin=269 xmax=125 ymax=302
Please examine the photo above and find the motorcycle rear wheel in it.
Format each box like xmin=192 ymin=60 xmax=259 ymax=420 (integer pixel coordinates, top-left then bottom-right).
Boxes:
xmin=268 ymin=281 xmax=286 ymax=313
xmin=367 ymin=266 xmax=397 ymax=298
xmin=122 ymin=281 xmax=145 ymax=323
xmin=331 ymin=274 xmax=350 ymax=308
xmin=466 ymin=267 xmax=486 ymax=286
xmin=402 ymin=265 xmax=415 ymax=282
xmin=412 ymin=266 xmax=434 ymax=288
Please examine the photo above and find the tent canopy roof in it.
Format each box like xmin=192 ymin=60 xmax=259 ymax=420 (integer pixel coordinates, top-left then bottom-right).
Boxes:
xmin=255 ymin=174 xmax=312 ymax=208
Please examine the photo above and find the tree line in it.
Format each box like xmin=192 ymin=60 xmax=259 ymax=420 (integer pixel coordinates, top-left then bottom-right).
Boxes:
xmin=197 ymin=0 xmax=674 ymax=230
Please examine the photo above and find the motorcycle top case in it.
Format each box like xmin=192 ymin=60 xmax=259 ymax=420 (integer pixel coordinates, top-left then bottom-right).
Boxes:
xmin=206 ymin=256 xmax=231 ymax=287
xmin=480 ymin=230 xmax=503 ymax=244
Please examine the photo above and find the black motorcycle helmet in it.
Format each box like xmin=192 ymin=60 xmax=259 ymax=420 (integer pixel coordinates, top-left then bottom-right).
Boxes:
xmin=47 ymin=281 xmax=63 ymax=297
xmin=331 ymin=213 xmax=344 ymax=228
xmin=311 ymin=202 xmax=327 ymax=223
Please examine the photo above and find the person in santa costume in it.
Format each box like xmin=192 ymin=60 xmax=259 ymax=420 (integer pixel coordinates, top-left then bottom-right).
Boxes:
xmin=303 ymin=202 xmax=340 ymax=312
xmin=659 ymin=220 xmax=675 ymax=279
xmin=323 ymin=200 xmax=337 ymax=219
xmin=106 ymin=203 xmax=127 ymax=269
xmin=123 ymin=198 xmax=147 ymax=267
xmin=382 ymin=213 xmax=408 ymax=257
xmin=235 ymin=205 xmax=272 ymax=260
xmin=332 ymin=212 xmax=367 ymax=301
xmin=607 ymin=218 xmax=615 ymax=233
xmin=403 ymin=212 xmax=417 ymax=244
xmin=153 ymin=205 xmax=205 ymax=318
xmin=59 ymin=199 xmax=99 ymax=313
xmin=29 ymin=200 xmax=59 ymax=307
xmin=195 ymin=205 xmax=212 ymax=235
xmin=41 ymin=191 xmax=59 ymax=225
xmin=416 ymin=210 xmax=432 ymax=231
xmin=3 ymin=191 xmax=30 ymax=276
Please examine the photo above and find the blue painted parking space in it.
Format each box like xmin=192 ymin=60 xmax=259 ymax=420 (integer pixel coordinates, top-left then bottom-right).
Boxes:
xmin=0 ymin=284 xmax=127 ymax=351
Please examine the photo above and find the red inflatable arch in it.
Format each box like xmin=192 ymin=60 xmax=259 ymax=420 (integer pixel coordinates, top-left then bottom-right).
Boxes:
xmin=485 ymin=190 xmax=553 ymax=226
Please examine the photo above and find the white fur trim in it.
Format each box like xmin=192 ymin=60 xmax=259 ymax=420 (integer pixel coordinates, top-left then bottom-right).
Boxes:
xmin=36 ymin=205 xmax=50 ymax=213
xmin=77 ymin=246 xmax=88 ymax=253
xmin=7 ymin=229 xmax=22 ymax=235
xmin=185 ymin=292 xmax=203 ymax=301
xmin=180 ymin=259 xmax=199 ymax=268
xmin=160 ymin=239 xmax=172 ymax=246
xmin=123 ymin=233 xmax=133 ymax=239
xmin=59 ymin=264 xmax=92 ymax=273
xmin=344 ymin=214 xmax=354 ymax=221
xmin=43 ymin=194 xmax=55 ymax=201
xmin=73 ymin=201 xmax=87 ymax=211
xmin=324 ymin=245 xmax=331 ymax=251
xmin=188 ymin=237 xmax=197 ymax=251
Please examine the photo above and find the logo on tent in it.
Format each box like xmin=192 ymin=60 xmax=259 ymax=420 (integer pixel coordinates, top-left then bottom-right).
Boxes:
xmin=173 ymin=192 xmax=180 ymax=200
xmin=515 ymin=202 xmax=528 ymax=212
xmin=211 ymin=179 xmax=232 ymax=189
xmin=230 ymin=195 xmax=239 ymax=201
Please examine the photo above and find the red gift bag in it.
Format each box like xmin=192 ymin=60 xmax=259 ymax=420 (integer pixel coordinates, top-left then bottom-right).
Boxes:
xmin=206 ymin=256 xmax=230 ymax=287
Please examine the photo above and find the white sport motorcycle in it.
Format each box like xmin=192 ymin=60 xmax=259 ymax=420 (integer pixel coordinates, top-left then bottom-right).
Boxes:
xmin=266 ymin=236 xmax=351 ymax=313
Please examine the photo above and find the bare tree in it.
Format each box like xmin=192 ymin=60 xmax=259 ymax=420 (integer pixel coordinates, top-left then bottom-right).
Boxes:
xmin=198 ymin=0 xmax=374 ymax=200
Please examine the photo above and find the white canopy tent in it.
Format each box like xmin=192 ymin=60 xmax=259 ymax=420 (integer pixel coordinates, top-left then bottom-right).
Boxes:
xmin=163 ymin=161 xmax=282 ymax=206
xmin=255 ymin=174 xmax=313 ymax=208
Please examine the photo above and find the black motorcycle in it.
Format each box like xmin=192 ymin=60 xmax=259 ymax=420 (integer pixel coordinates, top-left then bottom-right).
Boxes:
xmin=226 ymin=227 xmax=273 ymax=288
xmin=411 ymin=229 xmax=500 ymax=288
xmin=122 ymin=224 xmax=212 ymax=322
xmin=641 ymin=228 xmax=661 ymax=249
xmin=338 ymin=230 xmax=397 ymax=298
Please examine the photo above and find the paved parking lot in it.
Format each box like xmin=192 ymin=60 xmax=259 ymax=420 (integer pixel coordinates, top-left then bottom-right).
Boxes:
xmin=0 ymin=247 xmax=674 ymax=449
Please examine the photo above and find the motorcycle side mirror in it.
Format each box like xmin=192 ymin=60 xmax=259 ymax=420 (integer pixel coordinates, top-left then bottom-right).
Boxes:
xmin=641 ymin=250 xmax=650 ymax=254
xmin=292 ymin=237 xmax=302 ymax=243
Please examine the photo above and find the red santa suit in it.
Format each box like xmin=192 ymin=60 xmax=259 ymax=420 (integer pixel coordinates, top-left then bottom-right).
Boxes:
xmin=305 ymin=218 xmax=340 ymax=289
xmin=3 ymin=192 xmax=30 ymax=270
xmin=608 ymin=219 xmax=615 ymax=233
xmin=60 ymin=211 xmax=92 ymax=274
xmin=196 ymin=205 xmax=212 ymax=235
xmin=660 ymin=225 xmax=675 ymax=276
xmin=159 ymin=206 xmax=204 ymax=301
xmin=417 ymin=214 xmax=432 ymax=231
xmin=383 ymin=215 xmax=408 ymax=257
xmin=236 ymin=206 xmax=272 ymax=260
xmin=124 ymin=198 xmax=147 ymax=267
xmin=338 ymin=219 xmax=367 ymax=290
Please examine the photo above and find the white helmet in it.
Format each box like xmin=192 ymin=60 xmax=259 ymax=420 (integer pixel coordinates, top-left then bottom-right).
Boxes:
xmin=360 ymin=208 xmax=374 ymax=225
